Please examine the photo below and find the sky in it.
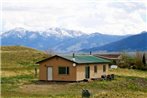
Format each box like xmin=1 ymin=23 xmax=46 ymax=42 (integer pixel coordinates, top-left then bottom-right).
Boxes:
xmin=2 ymin=0 xmax=147 ymax=35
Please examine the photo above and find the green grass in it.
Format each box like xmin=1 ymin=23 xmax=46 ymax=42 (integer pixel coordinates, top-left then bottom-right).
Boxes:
xmin=1 ymin=46 xmax=147 ymax=98
xmin=1 ymin=46 xmax=49 ymax=68
xmin=1 ymin=46 xmax=49 ymax=77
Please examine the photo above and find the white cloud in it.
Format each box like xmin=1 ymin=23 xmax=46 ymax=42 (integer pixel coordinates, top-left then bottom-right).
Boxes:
xmin=2 ymin=0 xmax=147 ymax=35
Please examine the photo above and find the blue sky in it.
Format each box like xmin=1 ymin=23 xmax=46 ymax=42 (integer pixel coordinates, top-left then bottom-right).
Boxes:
xmin=2 ymin=0 xmax=147 ymax=35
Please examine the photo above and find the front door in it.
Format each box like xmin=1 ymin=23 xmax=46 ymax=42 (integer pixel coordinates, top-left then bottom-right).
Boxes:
xmin=47 ymin=67 xmax=52 ymax=80
xmin=85 ymin=66 xmax=90 ymax=79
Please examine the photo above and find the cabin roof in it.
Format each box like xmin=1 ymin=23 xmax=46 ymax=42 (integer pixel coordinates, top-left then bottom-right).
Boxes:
xmin=61 ymin=55 xmax=110 ymax=64
xmin=36 ymin=55 xmax=110 ymax=64
xmin=94 ymin=54 xmax=121 ymax=60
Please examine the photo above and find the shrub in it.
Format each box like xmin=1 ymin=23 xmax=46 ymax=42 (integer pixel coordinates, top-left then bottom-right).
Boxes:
xmin=119 ymin=52 xmax=147 ymax=71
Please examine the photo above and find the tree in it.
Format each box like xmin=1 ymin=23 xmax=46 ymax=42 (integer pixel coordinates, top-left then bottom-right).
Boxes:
xmin=142 ymin=53 xmax=146 ymax=66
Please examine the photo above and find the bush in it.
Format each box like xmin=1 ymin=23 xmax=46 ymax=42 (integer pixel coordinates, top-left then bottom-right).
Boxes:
xmin=119 ymin=52 xmax=147 ymax=70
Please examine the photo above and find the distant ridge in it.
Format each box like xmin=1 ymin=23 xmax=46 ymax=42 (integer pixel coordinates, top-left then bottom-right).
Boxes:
xmin=81 ymin=31 xmax=147 ymax=52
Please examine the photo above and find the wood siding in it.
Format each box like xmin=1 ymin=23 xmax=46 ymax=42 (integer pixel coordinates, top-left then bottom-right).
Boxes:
xmin=39 ymin=57 xmax=76 ymax=81
xmin=39 ymin=57 xmax=109 ymax=81
xmin=76 ymin=64 xmax=109 ymax=81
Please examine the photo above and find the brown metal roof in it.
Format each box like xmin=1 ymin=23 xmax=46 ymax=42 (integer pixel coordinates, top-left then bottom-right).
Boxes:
xmin=94 ymin=54 xmax=121 ymax=60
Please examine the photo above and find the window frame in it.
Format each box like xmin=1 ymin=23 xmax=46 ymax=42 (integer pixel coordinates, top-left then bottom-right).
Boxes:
xmin=103 ymin=65 xmax=106 ymax=72
xmin=94 ymin=65 xmax=97 ymax=73
xmin=58 ymin=66 xmax=69 ymax=75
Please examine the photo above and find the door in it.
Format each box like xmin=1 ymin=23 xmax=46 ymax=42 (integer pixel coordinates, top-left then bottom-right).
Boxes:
xmin=85 ymin=66 xmax=90 ymax=79
xmin=47 ymin=67 xmax=52 ymax=80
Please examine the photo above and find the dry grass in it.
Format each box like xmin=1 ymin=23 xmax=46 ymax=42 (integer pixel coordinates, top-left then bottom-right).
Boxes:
xmin=1 ymin=46 xmax=49 ymax=68
xmin=1 ymin=46 xmax=147 ymax=98
xmin=2 ymin=68 xmax=147 ymax=98
xmin=1 ymin=46 xmax=49 ymax=78
xmin=109 ymin=68 xmax=147 ymax=78
xmin=1 ymin=69 xmax=34 ymax=77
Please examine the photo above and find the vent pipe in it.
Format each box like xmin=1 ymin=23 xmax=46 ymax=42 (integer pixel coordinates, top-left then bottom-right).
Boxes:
xmin=90 ymin=51 xmax=92 ymax=55
xmin=72 ymin=53 xmax=76 ymax=67
xmin=72 ymin=53 xmax=75 ymax=61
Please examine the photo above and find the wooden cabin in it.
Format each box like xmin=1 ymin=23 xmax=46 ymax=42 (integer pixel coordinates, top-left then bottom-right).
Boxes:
xmin=36 ymin=54 xmax=110 ymax=82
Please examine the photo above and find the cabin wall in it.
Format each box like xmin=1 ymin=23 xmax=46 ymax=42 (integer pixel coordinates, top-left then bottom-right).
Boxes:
xmin=39 ymin=57 xmax=76 ymax=81
xmin=76 ymin=64 xmax=109 ymax=81
xmin=39 ymin=56 xmax=109 ymax=81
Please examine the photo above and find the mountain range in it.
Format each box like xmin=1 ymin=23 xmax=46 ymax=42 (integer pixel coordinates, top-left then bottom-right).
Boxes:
xmin=1 ymin=27 xmax=146 ymax=52
xmin=81 ymin=31 xmax=147 ymax=52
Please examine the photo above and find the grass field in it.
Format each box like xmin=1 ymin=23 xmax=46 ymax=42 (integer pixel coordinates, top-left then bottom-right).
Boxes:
xmin=1 ymin=46 xmax=147 ymax=98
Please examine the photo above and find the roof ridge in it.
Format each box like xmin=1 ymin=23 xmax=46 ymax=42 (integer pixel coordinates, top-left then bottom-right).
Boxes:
xmin=37 ymin=54 xmax=110 ymax=64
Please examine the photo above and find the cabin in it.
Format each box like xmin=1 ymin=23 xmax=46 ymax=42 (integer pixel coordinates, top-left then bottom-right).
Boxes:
xmin=36 ymin=54 xmax=110 ymax=82
xmin=94 ymin=54 xmax=122 ymax=66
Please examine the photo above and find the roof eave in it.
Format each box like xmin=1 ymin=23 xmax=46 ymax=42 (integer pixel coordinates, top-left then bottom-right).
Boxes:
xmin=77 ymin=62 xmax=110 ymax=65
xmin=36 ymin=55 xmax=78 ymax=64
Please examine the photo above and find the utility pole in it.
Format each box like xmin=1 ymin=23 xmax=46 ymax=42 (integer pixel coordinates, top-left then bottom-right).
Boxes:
xmin=142 ymin=53 xmax=146 ymax=66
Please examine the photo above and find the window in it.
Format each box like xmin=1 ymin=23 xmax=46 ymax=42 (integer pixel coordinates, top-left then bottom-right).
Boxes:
xmin=58 ymin=67 xmax=69 ymax=75
xmin=94 ymin=65 xmax=97 ymax=73
xmin=103 ymin=65 xmax=106 ymax=72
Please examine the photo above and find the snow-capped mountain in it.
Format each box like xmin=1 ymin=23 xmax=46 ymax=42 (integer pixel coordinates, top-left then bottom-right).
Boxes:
xmin=1 ymin=27 xmax=127 ymax=52
xmin=43 ymin=27 xmax=85 ymax=38
xmin=2 ymin=27 xmax=85 ymax=38
xmin=1 ymin=27 xmax=29 ymax=38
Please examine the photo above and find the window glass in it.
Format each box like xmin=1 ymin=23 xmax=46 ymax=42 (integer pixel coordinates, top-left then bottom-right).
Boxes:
xmin=67 ymin=67 xmax=69 ymax=74
xmin=103 ymin=65 xmax=106 ymax=72
xmin=94 ymin=65 xmax=97 ymax=73
xmin=58 ymin=67 xmax=69 ymax=74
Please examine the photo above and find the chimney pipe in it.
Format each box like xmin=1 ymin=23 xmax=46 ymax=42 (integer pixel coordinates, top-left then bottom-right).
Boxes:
xmin=73 ymin=53 xmax=75 ymax=58
xmin=90 ymin=51 xmax=92 ymax=55
xmin=72 ymin=53 xmax=75 ymax=61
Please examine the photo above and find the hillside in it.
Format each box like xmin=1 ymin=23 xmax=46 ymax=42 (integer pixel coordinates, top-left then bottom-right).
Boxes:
xmin=1 ymin=46 xmax=49 ymax=68
xmin=1 ymin=46 xmax=49 ymax=76
xmin=81 ymin=32 xmax=147 ymax=52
